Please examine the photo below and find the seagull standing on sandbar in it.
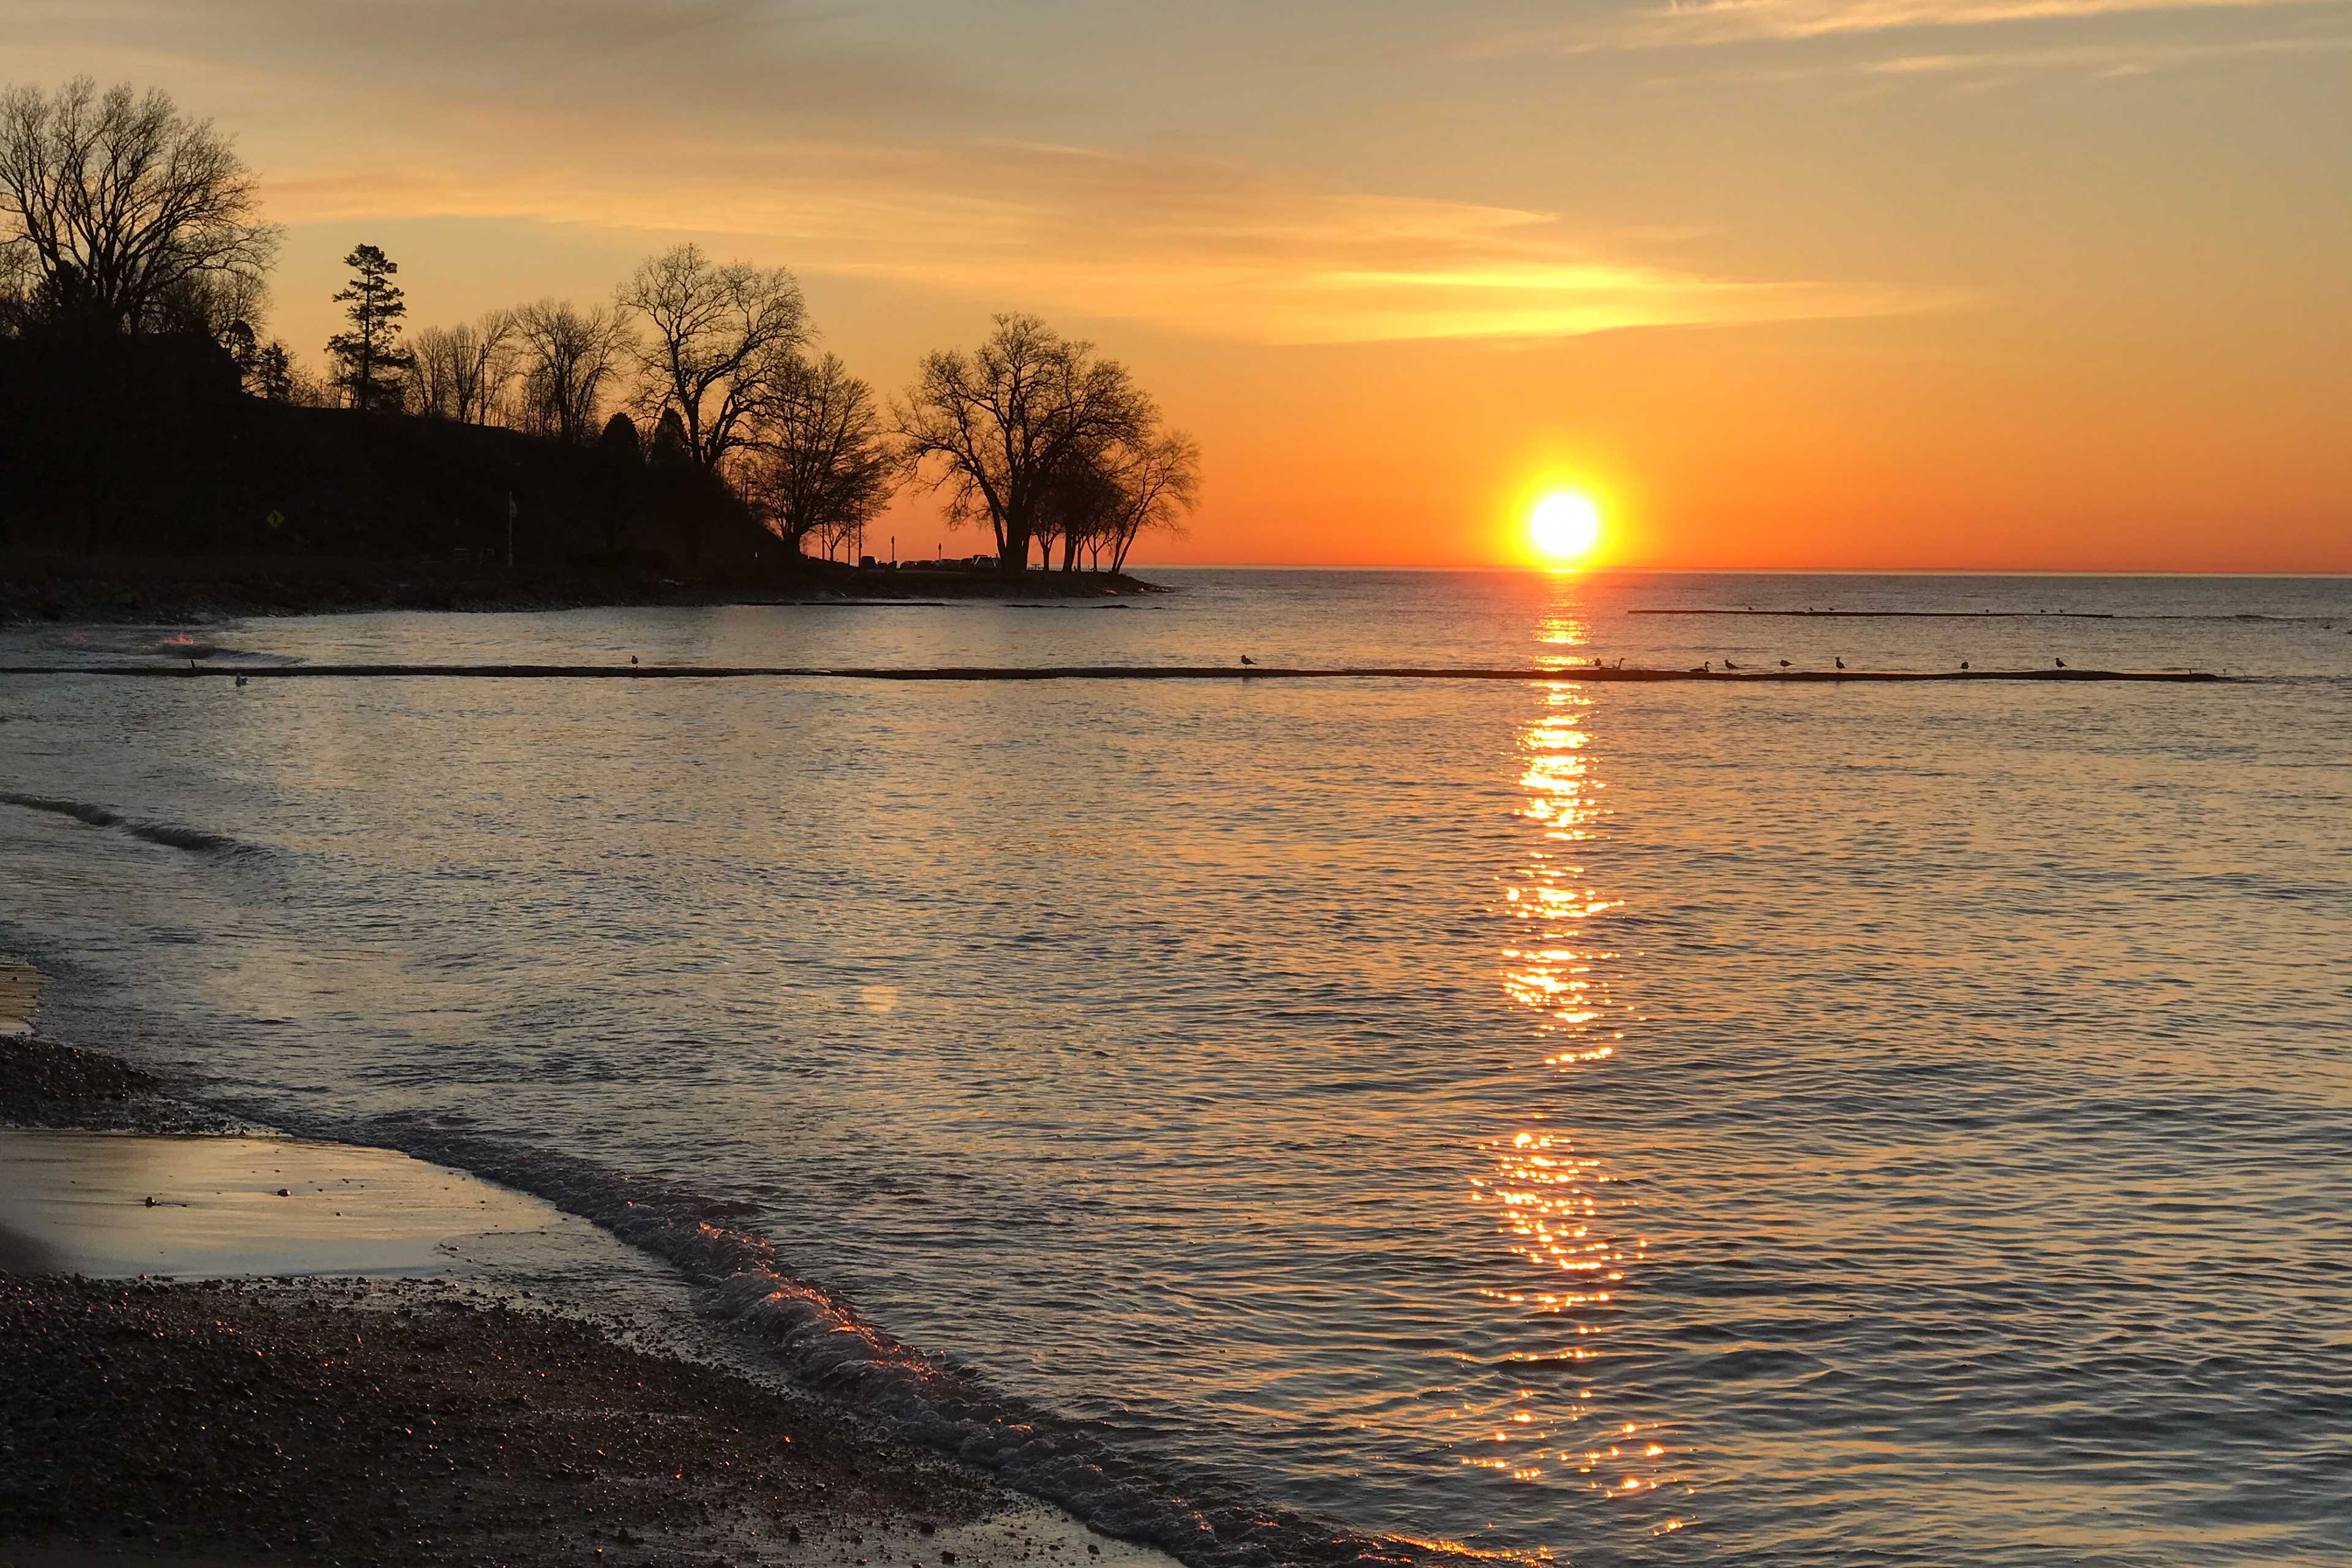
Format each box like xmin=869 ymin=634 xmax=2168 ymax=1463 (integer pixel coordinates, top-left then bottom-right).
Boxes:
xmin=1240 ymin=655 xmax=1257 ymax=667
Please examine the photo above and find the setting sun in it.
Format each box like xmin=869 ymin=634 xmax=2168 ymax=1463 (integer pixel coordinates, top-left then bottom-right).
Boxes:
xmin=1529 ymin=492 xmax=1603 ymax=564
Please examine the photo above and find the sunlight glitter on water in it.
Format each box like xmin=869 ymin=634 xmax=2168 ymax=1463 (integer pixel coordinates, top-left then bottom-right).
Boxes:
xmin=1456 ymin=641 xmax=1686 ymax=1530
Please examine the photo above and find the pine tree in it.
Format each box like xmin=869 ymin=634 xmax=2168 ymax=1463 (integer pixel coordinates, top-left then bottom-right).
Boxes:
xmin=326 ymin=244 xmax=414 ymax=412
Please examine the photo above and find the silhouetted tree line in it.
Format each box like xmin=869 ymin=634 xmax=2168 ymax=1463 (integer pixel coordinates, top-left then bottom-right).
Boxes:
xmin=3 ymin=77 xmax=1198 ymax=577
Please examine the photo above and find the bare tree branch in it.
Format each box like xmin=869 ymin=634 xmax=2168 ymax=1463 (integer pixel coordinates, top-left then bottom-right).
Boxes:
xmin=894 ymin=314 xmax=1153 ymax=576
xmin=0 ymin=78 xmax=279 ymax=339
xmin=617 ymin=242 xmax=806 ymax=473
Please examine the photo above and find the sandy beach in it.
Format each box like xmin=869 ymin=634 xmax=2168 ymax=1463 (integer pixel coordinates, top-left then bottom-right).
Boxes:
xmin=0 ymin=970 xmax=1182 ymax=1568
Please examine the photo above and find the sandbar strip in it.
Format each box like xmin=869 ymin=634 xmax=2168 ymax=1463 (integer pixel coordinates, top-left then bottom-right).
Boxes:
xmin=0 ymin=663 xmax=2223 ymax=682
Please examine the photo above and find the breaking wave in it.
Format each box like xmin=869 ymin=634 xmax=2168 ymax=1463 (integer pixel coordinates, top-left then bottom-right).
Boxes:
xmin=256 ymin=1114 xmax=1430 ymax=1568
xmin=0 ymin=793 xmax=263 ymax=859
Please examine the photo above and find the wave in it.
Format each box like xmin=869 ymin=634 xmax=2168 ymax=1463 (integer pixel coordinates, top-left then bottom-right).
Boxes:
xmin=268 ymin=1115 xmax=1427 ymax=1568
xmin=0 ymin=793 xmax=262 ymax=859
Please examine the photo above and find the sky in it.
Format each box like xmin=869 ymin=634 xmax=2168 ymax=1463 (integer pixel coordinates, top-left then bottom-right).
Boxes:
xmin=10 ymin=0 xmax=2350 ymax=570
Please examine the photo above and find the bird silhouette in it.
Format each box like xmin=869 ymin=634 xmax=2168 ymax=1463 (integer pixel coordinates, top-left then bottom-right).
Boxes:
xmin=1778 ymin=658 xmax=1791 ymax=668
xmin=234 ymin=673 xmax=249 ymax=687
xmin=2054 ymin=657 xmax=2067 ymax=668
xmin=1722 ymin=658 xmax=1741 ymax=671
xmin=1834 ymin=657 xmax=1845 ymax=670
xmin=1960 ymin=660 xmax=1970 ymax=671
xmin=1240 ymin=655 xmax=1257 ymax=666
xmin=630 ymin=655 xmax=639 ymax=666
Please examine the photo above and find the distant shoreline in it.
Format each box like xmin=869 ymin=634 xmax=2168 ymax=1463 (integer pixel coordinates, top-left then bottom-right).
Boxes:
xmin=0 ymin=552 xmax=1164 ymax=627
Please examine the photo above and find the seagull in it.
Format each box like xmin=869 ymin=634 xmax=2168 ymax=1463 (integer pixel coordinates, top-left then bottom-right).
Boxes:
xmin=1722 ymin=658 xmax=1741 ymax=671
xmin=1960 ymin=660 xmax=1970 ymax=671
xmin=1240 ymin=655 xmax=1257 ymax=666
xmin=630 ymin=655 xmax=639 ymax=666
xmin=1778 ymin=659 xmax=1791 ymax=668
xmin=2054 ymin=657 xmax=2067 ymax=668
xmin=1834 ymin=657 xmax=1845 ymax=670
xmin=234 ymin=674 xmax=249 ymax=687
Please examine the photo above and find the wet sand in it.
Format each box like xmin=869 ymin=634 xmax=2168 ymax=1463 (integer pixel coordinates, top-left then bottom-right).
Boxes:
xmin=0 ymin=1012 xmax=1182 ymax=1568
xmin=0 ymin=1130 xmax=614 ymax=1280
xmin=0 ymin=957 xmax=40 ymax=1039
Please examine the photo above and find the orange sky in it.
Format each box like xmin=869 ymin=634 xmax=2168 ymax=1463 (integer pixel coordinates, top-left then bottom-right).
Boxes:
xmin=13 ymin=0 xmax=2350 ymax=570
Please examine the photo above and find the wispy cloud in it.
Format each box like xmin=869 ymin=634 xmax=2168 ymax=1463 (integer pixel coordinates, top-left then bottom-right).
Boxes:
xmin=1465 ymin=0 xmax=2352 ymax=70
xmin=265 ymin=138 xmax=1945 ymax=344
xmin=11 ymin=0 xmax=1948 ymax=344
xmin=1609 ymin=0 xmax=2337 ymax=45
xmin=1634 ymin=22 xmax=2352 ymax=80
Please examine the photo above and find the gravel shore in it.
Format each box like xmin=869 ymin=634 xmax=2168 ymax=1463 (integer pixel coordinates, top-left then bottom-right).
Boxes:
xmin=0 ymin=1272 xmax=1035 ymax=1567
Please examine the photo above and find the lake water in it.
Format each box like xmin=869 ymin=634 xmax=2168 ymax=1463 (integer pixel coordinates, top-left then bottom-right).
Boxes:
xmin=4 ymin=570 xmax=2350 ymax=1566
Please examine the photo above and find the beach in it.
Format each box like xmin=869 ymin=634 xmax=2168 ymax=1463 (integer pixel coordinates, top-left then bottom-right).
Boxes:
xmin=0 ymin=989 xmax=1182 ymax=1568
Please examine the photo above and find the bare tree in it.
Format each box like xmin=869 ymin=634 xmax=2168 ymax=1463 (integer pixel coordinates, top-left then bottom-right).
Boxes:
xmin=1033 ymin=442 xmax=1126 ymax=571
xmin=895 ymin=314 xmax=1153 ymax=577
xmin=408 ymin=324 xmax=465 ymax=418
xmin=512 ymin=299 xmax=632 ymax=445
xmin=1028 ymin=423 xmax=1199 ymax=573
xmin=409 ymin=309 xmax=516 ymax=423
xmin=1101 ymin=427 xmax=1200 ymax=573
xmin=0 ymin=232 xmax=35 ymax=333
xmin=741 ymin=352 xmax=895 ymax=559
xmin=0 ymin=78 xmax=279 ymax=337
xmin=617 ymin=243 xmax=805 ymax=473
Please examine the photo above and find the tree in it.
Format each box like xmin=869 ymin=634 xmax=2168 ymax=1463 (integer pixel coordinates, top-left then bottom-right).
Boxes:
xmin=0 ymin=78 xmax=279 ymax=337
xmin=513 ymin=298 xmax=631 ymax=444
xmin=1027 ymin=423 xmax=1198 ymax=572
xmin=410 ymin=309 xmax=516 ymax=423
xmin=741 ymin=352 xmax=894 ymax=559
xmin=617 ymin=243 xmax=805 ymax=473
xmin=326 ymin=243 xmax=412 ymax=412
xmin=249 ymin=339 xmax=295 ymax=401
xmin=1101 ymin=428 xmax=1200 ymax=573
xmin=0 ymin=232 xmax=36 ymax=334
xmin=1033 ymin=443 xmax=1121 ymax=571
xmin=895 ymin=314 xmax=1153 ymax=577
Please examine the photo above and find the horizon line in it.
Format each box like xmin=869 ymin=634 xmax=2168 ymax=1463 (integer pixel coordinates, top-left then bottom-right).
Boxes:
xmin=1123 ymin=564 xmax=2352 ymax=579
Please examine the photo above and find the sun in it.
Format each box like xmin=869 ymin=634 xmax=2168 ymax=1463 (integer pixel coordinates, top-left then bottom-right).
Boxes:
xmin=1529 ymin=491 xmax=1603 ymax=564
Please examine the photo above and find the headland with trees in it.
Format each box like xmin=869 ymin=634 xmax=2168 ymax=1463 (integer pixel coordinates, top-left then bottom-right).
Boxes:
xmin=0 ymin=78 xmax=1199 ymax=621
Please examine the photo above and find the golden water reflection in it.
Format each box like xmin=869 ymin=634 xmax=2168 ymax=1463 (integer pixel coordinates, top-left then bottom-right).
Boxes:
xmin=1453 ymin=603 xmax=1689 ymax=1535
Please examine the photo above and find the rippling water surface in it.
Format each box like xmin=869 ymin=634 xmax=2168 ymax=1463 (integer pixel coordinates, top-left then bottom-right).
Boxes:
xmin=4 ymin=570 xmax=2350 ymax=1565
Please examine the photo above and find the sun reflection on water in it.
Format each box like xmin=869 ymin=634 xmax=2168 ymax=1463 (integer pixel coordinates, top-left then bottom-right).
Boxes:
xmin=1450 ymin=600 xmax=1692 ymax=1537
